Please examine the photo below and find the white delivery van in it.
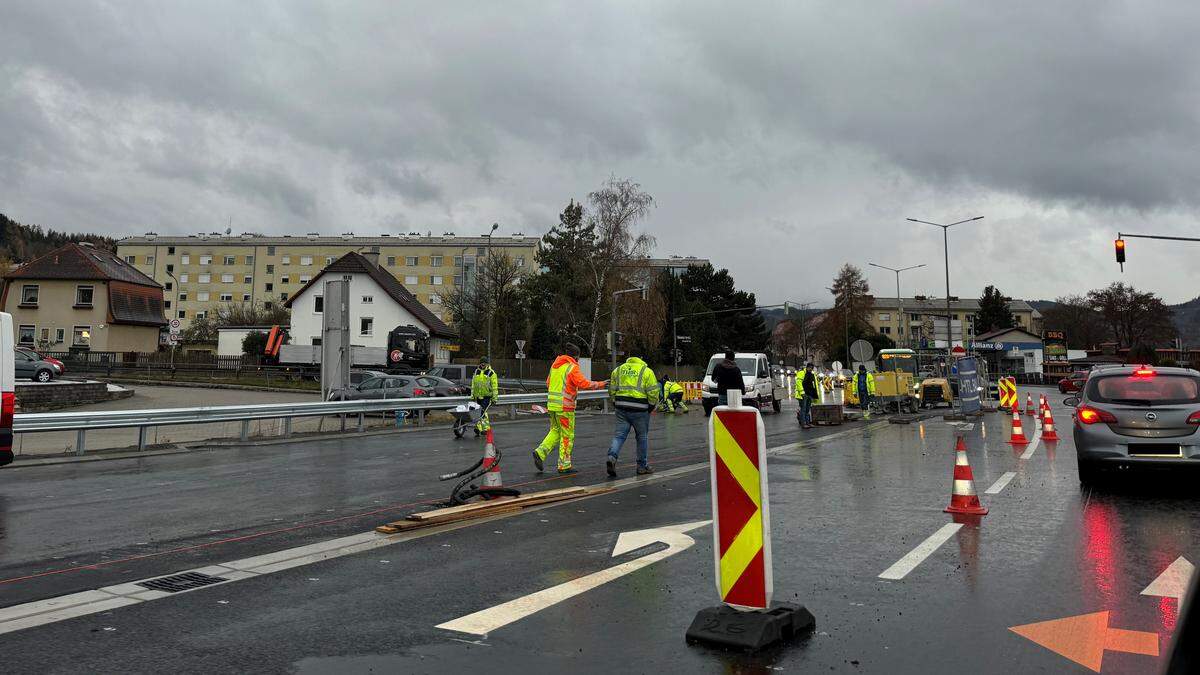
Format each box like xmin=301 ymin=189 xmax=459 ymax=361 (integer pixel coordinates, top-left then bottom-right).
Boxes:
xmin=1 ymin=312 xmax=15 ymax=467
xmin=700 ymin=352 xmax=785 ymax=415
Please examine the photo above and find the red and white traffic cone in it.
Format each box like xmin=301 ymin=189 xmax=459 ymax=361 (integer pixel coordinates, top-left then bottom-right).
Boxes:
xmin=1007 ymin=408 xmax=1029 ymax=445
xmin=1041 ymin=406 xmax=1060 ymax=442
xmin=1039 ymin=394 xmax=1048 ymax=415
xmin=1024 ymin=393 xmax=1036 ymax=416
xmin=481 ymin=428 xmax=503 ymax=490
xmin=944 ymin=435 xmax=988 ymax=516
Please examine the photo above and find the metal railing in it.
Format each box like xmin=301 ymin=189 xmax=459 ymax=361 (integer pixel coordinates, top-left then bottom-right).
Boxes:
xmin=14 ymin=390 xmax=609 ymax=455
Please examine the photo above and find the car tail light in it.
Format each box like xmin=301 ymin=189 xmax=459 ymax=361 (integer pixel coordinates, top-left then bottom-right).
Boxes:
xmin=1077 ymin=405 xmax=1117 ymax=425
xmin=1187 ymin=411 xmax=1200 ymax=425
xmin=1132 ymin=368 xmax=1156 ymax=377
xmin=1 ymin=391 xmax=13 ymax=429
xmin=413 ymin=388 xmax=426 ymax=396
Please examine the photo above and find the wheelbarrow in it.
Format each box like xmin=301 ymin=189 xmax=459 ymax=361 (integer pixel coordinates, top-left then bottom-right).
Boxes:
xmin=450 ymin=402 xmax=483 ymax=439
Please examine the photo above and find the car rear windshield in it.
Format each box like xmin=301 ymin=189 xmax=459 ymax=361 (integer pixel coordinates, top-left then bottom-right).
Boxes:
xmin=706 ymin=357 xmax=757 ymax=376
xmin=1087 ymin=373 xmax=1200 ymax=405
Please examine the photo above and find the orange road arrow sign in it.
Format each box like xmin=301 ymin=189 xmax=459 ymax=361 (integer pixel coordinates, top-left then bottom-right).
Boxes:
xmin=1010 ymin=611 xmax=1159 ymax=672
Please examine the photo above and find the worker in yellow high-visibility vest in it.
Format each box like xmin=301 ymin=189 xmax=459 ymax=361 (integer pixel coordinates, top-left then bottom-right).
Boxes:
xmin=470 ymin=358 xmax=499 ymax=435
xmin=532 ymin=344 xmax=607 ymax=474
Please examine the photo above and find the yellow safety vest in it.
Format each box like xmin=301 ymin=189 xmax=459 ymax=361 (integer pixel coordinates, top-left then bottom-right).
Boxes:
xmin=548 ymin=362 xmax=575 ymax=412
xmin=610 ymin=359 xmax=657 ymax=411
xmin=471 ymin=366 xmax=497 ymax=398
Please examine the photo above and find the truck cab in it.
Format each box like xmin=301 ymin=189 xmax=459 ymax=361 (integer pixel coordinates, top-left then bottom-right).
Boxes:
xmin=1 ymin=313 xmax=15 ymax=467
xmin=700 ymin=352 xmax=785 ymax=415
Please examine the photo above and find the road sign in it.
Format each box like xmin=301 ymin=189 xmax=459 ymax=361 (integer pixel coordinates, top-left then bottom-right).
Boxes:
xmin=169 ymin=326 xmax=180 ymax=335
xmin=708 ymin=399 xmax=771 ymax=609
xmin=677 ymin=335 xmax=692 ymax=343
xmin=515 ymin=339 xmax=525 ymax=351
xmin=850 ymin=339 xmax=874 ymax=362
xmin=951 ymin=344 xmax=966 ymax=356
xmin=515 ymin=351 xmax=525 ymax=360
xmin=436 ymin=520 xmax=709 ymax=635
xmin=166 ymin=334 xmax=180 ymax=345
xmin=169 ymin=319 xmax=181 ymax=329
xmin=389 ymin=349 xmax=402 ymax=363
xmin=831 ymin=360 xmax=843 ymax=373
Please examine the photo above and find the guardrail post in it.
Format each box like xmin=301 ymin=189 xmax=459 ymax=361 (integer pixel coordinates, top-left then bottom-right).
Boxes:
xmin=357 ymin=412 xmax=364 ymax=433
xmin=240 ymin=420 xmax=250 ymax=442
xmin=138 ymin=426 xmax=148 ymax=451
xmin=509 ymin=404 xmax=516 ymax=419
xmin=416 ymin=410 xmax=424 ymax=426
xmin=76 ymin=429 xmax=85 ymax=456
xmin=283 ymin=418 xmax=292 ymax=437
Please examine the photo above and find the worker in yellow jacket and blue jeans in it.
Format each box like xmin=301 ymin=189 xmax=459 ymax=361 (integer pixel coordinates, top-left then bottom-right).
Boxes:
xmin=607 ymin=356 xmax=659 ymax=477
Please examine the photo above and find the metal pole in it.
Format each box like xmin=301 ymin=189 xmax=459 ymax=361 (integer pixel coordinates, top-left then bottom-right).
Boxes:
xmin=611 ymin=290 xmax=618 ymax=377
xmin=673 ymin=319 xmax=679 ymax=380
xmin=943 ymin=226 xmax=954 ymax=415
xmin=895 ymin=270 xmax=903 ymax=348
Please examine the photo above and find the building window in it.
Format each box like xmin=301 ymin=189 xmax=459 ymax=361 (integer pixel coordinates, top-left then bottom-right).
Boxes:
xmin=431 ymin=255 xmax=443 ymax=267
xmin=223 ymin=255 xmax=236 ymax=265
xmin=880 ymin=326 xmax=892 ymax=335
xmin=243 ymin=275 xmax=253 ymax=284
xmin=221 ymin=273 xmax=234 ymax=283
xmin=405 ymin=256 xmax=418 ymax=266
xmin=325 ymin=256 xmax=334 ymax=265
xmin=245 ymin=255 xmax=254 ymax=265
xmin=75 ymin=285 xmax=95 ymax=307
xmin=516 ymin=256 xmax=525 ymax=267
xmin=55 ymin=328 xmax=65 ymax=343
xmin=404 ymin=275 xmax=419 ymax=285
xmin=432 ymin=275 xmax=444 ymax=285
xmin=300 ymin=255 xmax=313 ymax=266
xmin=243 ymin=294 xmax=251 ymax=302
xmin=281 ymin=275 xmax=290 ymax=284
xmin=430 ymin=293 xmax=441 ymax=305
xmin=166 ymin=264 xmax=174 ymax=273
xmin=181 ymin=254 xmax=191 ymax=264
xmin=453 ymin=256 xmax=463 ymax=267
xmin=168 ymin=246 xmax=175 ymax=255
xmin=282 ymin=255 xmax=291 ymax=265
xmin=179 ymin=292 xmax=188 ymax=301
xmin=387 ymin=256 xmax=396 ymax=266
xmin=200 ymin=255 xmax=212 ymax=265
xmin=266 ymin=264 xmax=274 ymax=274
xmin=17 ymin=325 xmax=35 ymax=345
xmin=197 ymin=291 xmax=210 ymax=302
xmin=198 ymin=273 xmax=211 ymax=283
xmin=360 ymin=317 xmax=374 ymax=336
xmin=125 ymin=255 xmax=136 ymax=264
xmin=265 ymin=283 xmax=273 ymax=292
xmin=179 ymin=273 xmax=189 ymax=283
xmin=477 ymin=247 xmax=485 ymax=256
xmin=314 ymin=296 xmax=323 ymax=313
xmin=195 ymin=311 xmax=207 ymax=320
xmin=279 ymin=292 xmax=288 ymax=301
xmin=910 ymin=313 xmax=920 ymax=321
xmin=299 ymin=275 xmax=311 ymax=284
xmin=362 ymin=295 xmax=373 ymax=304
xmin=72 ymin=325 xmax=91 ymax=346
xmin=267 ymin=246 xmax=276 ymax=256
xmin=264 ymin=302 xmax=273 ymax=310
xmin=177 ymin=310 xmax=186 ymax=319
xmin=146 ymin=255 xmax=155 ymax=265
xmin=219 ymin=293 xmax=233 ymax=302
xmin=878 ymin=313 xmax=890 ymax=322
xmin=163 ymin=280 xmax=172 ymax=290
xmin=897 ymin=327 xmax=904 ymax=335
xmin=20 ymin=285 xmax=39 ymax=306
xmin=453 ymin=275 xmax=463 ymax=286
xmin=165 ymin=300 xmax=172 ymax=309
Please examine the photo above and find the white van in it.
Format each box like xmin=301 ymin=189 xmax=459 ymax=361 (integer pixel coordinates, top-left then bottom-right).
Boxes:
xmin=1 ymin=312 xmax=15 ymax=466
xmin=700 ymin=352 xmax=785 ymax=415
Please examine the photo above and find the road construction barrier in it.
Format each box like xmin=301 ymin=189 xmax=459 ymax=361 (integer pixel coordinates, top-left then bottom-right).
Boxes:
xmin=944 ymin=435 xmax=988 ymax=516
xmin=683 ymin=381 xmax=703 ymax=401
xmin=998 ymin=377 xmax=1017 ymax=411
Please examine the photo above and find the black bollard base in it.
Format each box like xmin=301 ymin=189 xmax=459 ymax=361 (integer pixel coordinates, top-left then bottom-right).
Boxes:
xmin=685 ymin=602 xmax=815 ymax=652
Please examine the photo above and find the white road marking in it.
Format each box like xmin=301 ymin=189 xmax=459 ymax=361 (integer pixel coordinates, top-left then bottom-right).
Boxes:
xmin=879 ymin=523 xmax=964 ymax=580
xmin=1141 ymin=556 xmax=1195 ymax=600
xmin=436 ymin=521 xmax=710 ymax=636
xmin=984 ymin=471 xmax=1017 ymax=495
xmin=1019 ymin=434 xmax=1041 ymax=460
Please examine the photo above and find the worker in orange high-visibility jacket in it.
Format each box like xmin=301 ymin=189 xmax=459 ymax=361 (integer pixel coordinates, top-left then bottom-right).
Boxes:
xmin=532 ymin=343 xmax=607 ymax=474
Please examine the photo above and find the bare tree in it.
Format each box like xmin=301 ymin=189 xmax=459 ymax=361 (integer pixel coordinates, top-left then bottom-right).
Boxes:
xmin=582 ymin=177 xmax=655 ymax=355
xmin=441 ymin=251 xmax=527 ymax=356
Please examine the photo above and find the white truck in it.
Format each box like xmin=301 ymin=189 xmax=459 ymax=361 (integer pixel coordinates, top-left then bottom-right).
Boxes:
xmin=700 ymin=352 xmax=786 ymax=415
xmin=1 ymin=312 xmax=15 ymax=467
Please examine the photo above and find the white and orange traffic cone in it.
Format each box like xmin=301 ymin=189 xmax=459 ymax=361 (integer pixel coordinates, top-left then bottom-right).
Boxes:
xmin=1007 ymin=408 xmax=1029 ymax=445
xmin=1039 ymin=394 xmax=1048 ymax=415
xmin=481 ymin=428 xmax=503 ymax=490
xmin=1024 ymin=393 xmax=1036 ymax=416
xmin=1041 ymin=406 xmax=1060 ymax=442
xmin=945 ymin=435 xmax=988 ymax=516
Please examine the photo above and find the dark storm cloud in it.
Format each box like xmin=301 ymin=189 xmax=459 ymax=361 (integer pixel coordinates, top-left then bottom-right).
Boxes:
xmin=2 ymin=1 xmax=1200 ymax=302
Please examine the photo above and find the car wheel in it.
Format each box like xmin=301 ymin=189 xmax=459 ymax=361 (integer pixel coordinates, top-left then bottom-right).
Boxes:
xmin=772 ymin=397 xmax=781 ymax=413
xmin=1077 ymin=458 xmax=1100 ymax=486
xmin=35 ymin=369 xmax=52 ymax=382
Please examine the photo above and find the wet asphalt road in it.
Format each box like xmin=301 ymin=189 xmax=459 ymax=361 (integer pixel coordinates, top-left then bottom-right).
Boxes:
xmin=0 ymin=389 xmax=1196 ymax=674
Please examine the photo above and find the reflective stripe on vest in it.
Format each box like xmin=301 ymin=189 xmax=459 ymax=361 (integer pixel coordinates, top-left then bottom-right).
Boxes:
xmin=548 ymin=363 xmax=575 ymax=411
xmin=613 ymin=363 xmax=650 ymax=410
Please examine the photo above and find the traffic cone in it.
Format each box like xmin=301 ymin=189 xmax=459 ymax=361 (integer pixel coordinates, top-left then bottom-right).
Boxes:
xmin=1024 ymin=393 xmax=1036 ymax=416
xmin=481 ymin=428 xmax=503 ymax=490
xmin=1039 ymin=394 xmax=1048 ymax=415
xmin=944 ymin=435 xmax=988 ymax=516
xmin=1041 ymin=406 xmax=1060 ymax=442
xmin=1007 ymin=408 xmax=1029 ymax=445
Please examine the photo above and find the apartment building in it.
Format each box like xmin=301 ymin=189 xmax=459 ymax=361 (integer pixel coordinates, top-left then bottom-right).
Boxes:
xmin=865 ymin=296 xmax=1043 ymax=348
xmin=116 ymin=231 xmax=540 ymax=327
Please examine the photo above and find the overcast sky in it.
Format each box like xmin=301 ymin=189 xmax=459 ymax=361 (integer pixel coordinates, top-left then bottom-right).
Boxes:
xmin=4 ymin=2 xmax=1200 ymax=306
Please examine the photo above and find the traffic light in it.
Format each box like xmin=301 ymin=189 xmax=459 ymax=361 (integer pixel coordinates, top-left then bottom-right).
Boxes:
xmin=1114 ymin=238 xmax=1126 ymax=263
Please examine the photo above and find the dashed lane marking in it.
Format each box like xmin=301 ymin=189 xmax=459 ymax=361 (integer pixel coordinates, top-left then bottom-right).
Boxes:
xmin=985 ymin=471 xmax=1017 ymax=495
xmin=878 ymin=523 xmax=963 ymax=581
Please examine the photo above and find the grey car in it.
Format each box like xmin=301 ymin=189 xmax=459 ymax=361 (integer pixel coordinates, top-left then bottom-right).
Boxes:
xmin=14 ymin=348 xmax=58 ymax=382
xmin=328 ymin=376 xmax=432 ymax=401
xmin=1066 ymin=365 xmax=1200 ymax=484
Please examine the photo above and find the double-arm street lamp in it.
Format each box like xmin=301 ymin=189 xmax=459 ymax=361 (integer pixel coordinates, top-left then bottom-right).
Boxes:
xmin=482 ymin=223 xmax=499 ymax=361
xmin=867 ymin=262 xmax=925 ymax=348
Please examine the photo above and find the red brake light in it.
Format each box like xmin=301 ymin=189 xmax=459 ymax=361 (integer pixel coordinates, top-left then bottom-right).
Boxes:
xmin=1 ymin=392 xmax=13 ymax=429
xmin=1187 ymin=411 xmax=1200 ymax=425
xmin=413 ymin=388 xmax=426 ymax=396
xmin=1133 ymin=368 xmax=1155 ymax=377
xmin=1077 ymin=405 xmax=1117 ymax=425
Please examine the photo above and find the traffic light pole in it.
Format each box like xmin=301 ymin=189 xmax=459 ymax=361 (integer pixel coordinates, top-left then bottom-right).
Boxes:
xmin=1116 ymin=232 xmax=1200 ymax=273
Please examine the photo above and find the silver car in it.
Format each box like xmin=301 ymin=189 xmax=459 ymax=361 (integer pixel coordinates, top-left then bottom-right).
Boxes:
xmin=1066 ymin=365 xmax=1200 ymax=484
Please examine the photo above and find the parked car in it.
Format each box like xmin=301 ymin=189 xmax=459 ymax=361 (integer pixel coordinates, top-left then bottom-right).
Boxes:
xmin=13 ymin=348 xmax=59 ymax=382
xmin=425 ymin=364 xmax=472 ymax=387
xmin=1058 ymin=370 xmax=1089 ymax=393
xmin=327 ymin=375 xmax=433 ymax=401
xmin=16 ymin=347 xmax=64 ymax=377
xmin=349 ymin=369 xmax=389 ymax=386
xmin=1066 ymin=365 xmax=1200 ymax=484
xmin=416 ymin=375 xmax=469 ymax=397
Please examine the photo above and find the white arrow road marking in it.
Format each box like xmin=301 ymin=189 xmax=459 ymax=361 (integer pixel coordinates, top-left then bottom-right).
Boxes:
xmin=436 ymin=520 xmax=711 ymax=636
xmin=1141 ymin=556 xmax=1195 ymax=600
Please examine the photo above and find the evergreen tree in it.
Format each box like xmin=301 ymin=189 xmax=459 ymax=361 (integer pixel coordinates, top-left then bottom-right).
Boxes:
xmin=976 ymin=285 xmax=1015 ymax=333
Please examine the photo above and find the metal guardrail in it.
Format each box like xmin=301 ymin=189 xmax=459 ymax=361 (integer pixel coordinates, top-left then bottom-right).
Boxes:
xmin=14 ymin=389 xmax=609 ymax=455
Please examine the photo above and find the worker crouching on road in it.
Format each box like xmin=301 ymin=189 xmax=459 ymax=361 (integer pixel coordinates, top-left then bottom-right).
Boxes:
xmin=795 ymin=362 xmax=819 ymax=429
xmin=850 ymin=364 xmax=877 ymax=419
xmin=470 ymin=357 xmax=499 ymax=435
xmin=607 ymin=355 xmax=659 ymax=478
xmin=532 ymin=344 xmax=607 ymax=475
xmin=661 ymin=378 xmax=687 ymax=413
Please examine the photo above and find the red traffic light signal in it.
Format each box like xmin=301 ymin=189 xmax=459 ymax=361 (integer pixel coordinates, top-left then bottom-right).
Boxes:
xmin=1114 ymin=238 xmax=1126 ymax=264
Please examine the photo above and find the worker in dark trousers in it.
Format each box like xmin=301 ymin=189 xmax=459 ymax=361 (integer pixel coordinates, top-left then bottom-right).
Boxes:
xmin=470 ymin=357 xmax=499 ymax=436
xmin=795 ymin=362 xmax=819 ymax=429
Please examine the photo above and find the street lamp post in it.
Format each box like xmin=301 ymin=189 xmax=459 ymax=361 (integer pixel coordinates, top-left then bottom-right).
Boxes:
xmin=906 ymin=216 xmax=984 ymax=412
xmin=482 ymin=223 xmax=499 ymax=362
xmin=868 ymin=262 xmax=926 ymax=348
xmin=612 ymin=286 xmax=648 ymax=377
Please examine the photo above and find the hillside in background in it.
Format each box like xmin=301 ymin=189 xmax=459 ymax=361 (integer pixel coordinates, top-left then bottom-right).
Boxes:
xmin=1032 ymin=297 xmax=1200 ymax=344
xmin=0 ymin=213 xmax=116 ymax=266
